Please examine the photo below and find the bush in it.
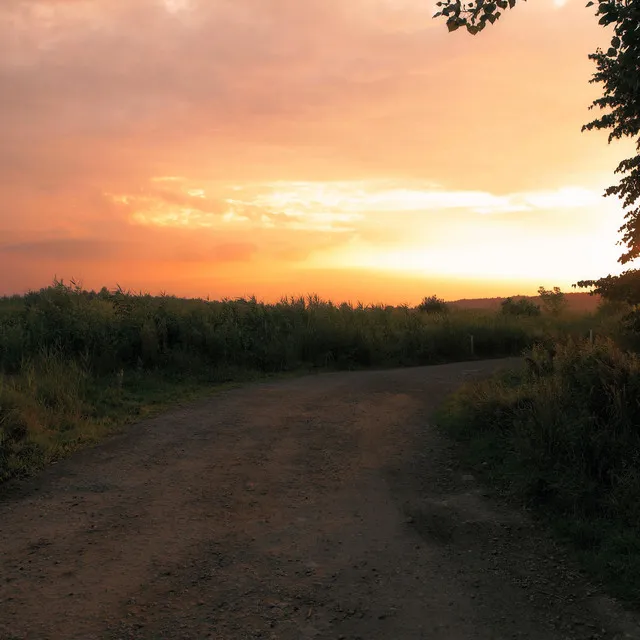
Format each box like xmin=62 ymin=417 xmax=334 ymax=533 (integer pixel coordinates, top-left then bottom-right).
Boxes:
xmin=418 ymin=295 xmax=449 ymax=314
xmin=437 ymin=337 xmax=640 ymax=604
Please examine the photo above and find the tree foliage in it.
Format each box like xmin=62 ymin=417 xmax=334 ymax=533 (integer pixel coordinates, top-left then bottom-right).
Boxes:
xmin=576 ymin=269 xmax=640 ymax=306
xmin=434 ymin=0 xmax=640 ymax=265
xmin=584 ymin=0 xmax=640 ymax=265
xmin=433 ymin=0 xmax=513 ymax=34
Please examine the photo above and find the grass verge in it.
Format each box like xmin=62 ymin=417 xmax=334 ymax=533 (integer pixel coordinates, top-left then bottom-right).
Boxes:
xmin=0 ymin=357 xmax=277 ymax=483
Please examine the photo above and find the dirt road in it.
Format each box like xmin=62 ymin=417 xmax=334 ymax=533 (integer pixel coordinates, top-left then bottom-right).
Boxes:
xmin=1 ymin=359 xmax=638 ymax=640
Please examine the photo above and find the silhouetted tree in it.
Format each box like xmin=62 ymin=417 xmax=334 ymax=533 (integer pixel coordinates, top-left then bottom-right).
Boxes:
xmin=538 ymin=286 xmax=567 ymax=316
xmin=418 ymin=295 xmax=449 ymax=314
xmin=435 ymin=0 xmax=640 ymax=298
xmin=576 ymin=269 xmax=640 ymax=307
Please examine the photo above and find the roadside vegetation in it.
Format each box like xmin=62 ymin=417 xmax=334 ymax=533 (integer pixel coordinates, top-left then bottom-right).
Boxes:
xmin=436 ymin=333 xmax=640 ymax=605
xmin=3 ymin=277 xmax=639 ymax=611
xmin=432 ymin=0 xmax=640 ymax=609
xmin=0 ymin=278 xmax=605 ymax=484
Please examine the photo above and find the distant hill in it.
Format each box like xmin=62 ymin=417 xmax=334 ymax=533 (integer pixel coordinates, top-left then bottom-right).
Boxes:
xmin=448 ymin=291 xmax=601 ymax=313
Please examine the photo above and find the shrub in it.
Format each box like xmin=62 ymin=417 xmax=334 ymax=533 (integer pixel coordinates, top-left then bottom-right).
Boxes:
xmin=437 ymin=337 xmax=640 ymax=604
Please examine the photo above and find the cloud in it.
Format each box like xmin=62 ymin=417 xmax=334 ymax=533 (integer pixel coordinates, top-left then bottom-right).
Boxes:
xmin=0 ymin=0 xmax=631 ymax=300
xmin=519 ymin=187 xmax=602 ymax=209
xmin=2 ymin=0 xmax=611 ymax=191
xmin=153 ymin=179 xmax=605 ymax=219
xmin=100 ymin=178 xmax=614 ymax=256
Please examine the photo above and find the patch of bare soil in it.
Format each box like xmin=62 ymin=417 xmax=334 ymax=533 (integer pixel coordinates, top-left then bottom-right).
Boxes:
xmin=1 ymin=359 xmax=638 ymax=639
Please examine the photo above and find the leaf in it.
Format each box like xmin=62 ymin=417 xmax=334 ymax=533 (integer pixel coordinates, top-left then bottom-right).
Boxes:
xmin=447 ymin=19 xmax=461 ymax=31
xmin=607 ymin=47 xmax=617 ymax=57
xmin=508 ymin=0 xmax=516 ymax=7
xmin=612 ymin=36 xmax=620 ymax=48
xmin=586 ymin=0 xmax=594 ymax=5
xmin=496 ymin=0 xmax=508 ymax=7
xmin=467 ymin=24 xmax=480 ymax=34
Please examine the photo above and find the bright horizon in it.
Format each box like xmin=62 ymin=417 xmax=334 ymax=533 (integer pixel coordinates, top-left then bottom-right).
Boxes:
xmin=1 ymin=0 xmax=635 ymax=306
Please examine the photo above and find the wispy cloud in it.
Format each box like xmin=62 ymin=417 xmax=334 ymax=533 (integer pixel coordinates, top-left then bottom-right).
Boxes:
xmin=107 ymin=179 xmax=608 ymax=232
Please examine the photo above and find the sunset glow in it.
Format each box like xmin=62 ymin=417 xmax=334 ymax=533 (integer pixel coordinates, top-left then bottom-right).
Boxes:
xmin=0 ymin=0 xmax=634 ymax=304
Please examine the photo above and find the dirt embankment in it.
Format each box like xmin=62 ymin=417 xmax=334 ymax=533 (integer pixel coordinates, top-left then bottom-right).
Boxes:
xmin=1 ymin=359 xmax=638 ymax=639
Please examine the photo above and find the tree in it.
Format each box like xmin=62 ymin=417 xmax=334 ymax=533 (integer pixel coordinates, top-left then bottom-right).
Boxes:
xmin=500 ymin=296 xmax=541 ymax=317
xmin=418 ymin=295 xmax=449 ymax=313
xmin=575 ymin=269 xmax=640 ymax=307
xmin=433 ymin=0 xmax=640 ymax=265
xmin=538 ymin=286 xmax=567 ymax=316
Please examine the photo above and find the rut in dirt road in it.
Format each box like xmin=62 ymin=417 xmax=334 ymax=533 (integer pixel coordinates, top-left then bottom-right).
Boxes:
xmin=0 ymin=358 xmax=638 ymax=640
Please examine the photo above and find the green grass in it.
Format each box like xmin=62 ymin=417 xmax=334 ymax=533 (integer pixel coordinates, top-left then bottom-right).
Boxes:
xmin=0 ymin=279 xmax=616 ymax=483
xmin=435 ymin=337 xmax=640 ymax=606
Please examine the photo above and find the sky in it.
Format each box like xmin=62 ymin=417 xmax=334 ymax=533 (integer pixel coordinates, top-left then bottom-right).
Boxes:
xmin=0 ymin=0 xmax=635 ymax=304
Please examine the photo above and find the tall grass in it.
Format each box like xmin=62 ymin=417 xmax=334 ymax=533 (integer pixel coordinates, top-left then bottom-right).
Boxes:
xmin=0 ymin=280 xmax=611 ymax=483
xmin=0 ymin=349 xmax=91 ymax=480
xmin=436 ymin=337 xmax=640 ymax=605
xmin=1 ymin=281 xmax=612 ymax=374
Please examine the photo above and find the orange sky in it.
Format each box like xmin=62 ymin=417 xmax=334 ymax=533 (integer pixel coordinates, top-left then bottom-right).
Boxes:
xmin=0 ymin=0 xmax=635 ymax=304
